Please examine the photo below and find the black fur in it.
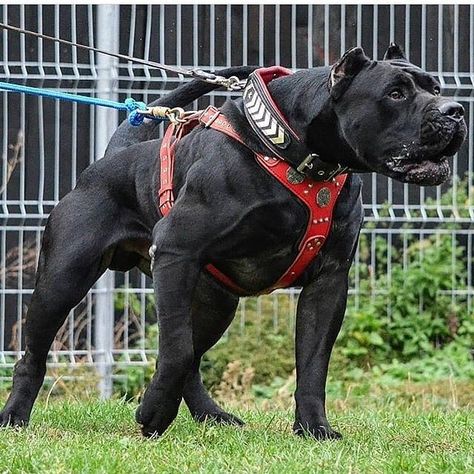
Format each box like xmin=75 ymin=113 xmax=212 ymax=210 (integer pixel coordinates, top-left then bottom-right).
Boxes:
xmin=0 ymin=49 xmax=466 ymax=440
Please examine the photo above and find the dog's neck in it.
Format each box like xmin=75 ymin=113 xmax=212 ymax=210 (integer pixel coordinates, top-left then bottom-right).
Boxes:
xmin=267 ymin=69 xmax=370 ymax=173
xmin=223 ymin=68 xmax=370 ymax=176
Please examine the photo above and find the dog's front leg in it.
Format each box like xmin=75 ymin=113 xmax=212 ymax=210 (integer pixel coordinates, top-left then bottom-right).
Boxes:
xmin=293 ymin=268 xmax=350 ymax=440
xmin=136 ymin=217 xmax=203 ymax=437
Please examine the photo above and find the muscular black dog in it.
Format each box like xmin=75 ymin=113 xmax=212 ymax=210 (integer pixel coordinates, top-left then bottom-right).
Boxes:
xmin=1 ymin=45 xmax=466 ymax=439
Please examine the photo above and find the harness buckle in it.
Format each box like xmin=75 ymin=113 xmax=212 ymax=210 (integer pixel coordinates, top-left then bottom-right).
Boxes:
xmin=200 ymin=106 xmax=221 ymax=128
xmin=297 ymin=154 xmax=317 ymax=174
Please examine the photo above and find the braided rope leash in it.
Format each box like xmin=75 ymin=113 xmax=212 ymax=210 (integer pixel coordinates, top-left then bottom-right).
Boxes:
xmin=0 ymin=80 xmax=192 ymax=126
xmin=0 ymin=23 xmax=248 ymax=125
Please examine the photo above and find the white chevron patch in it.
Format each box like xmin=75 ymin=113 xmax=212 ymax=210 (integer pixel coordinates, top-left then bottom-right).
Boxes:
xmin=262 ymin=119 xmax=278 ymax=137
xmin=271 ymin=127 xmax=286 ymax=145
xmin=253 ymin=105 xmax=268 ymax=122
xmin=244 ymin=82 xmax=288 ymax=148
xmin=247 ymin=95 xmax=262 ymax=115
xmin=257 ymin=109 xmax=272 ymax=129
xmin=246 ymin=89 xmax=258 ymax=110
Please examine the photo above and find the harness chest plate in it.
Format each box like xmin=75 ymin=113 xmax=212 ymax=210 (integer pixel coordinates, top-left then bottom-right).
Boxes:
xmin=158 ymin=107 xmax=347 ymax=295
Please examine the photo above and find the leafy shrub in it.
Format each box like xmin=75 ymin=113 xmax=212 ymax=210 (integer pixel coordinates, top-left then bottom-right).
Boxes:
xmin=339 ymin=231 xmax=472 ymax=366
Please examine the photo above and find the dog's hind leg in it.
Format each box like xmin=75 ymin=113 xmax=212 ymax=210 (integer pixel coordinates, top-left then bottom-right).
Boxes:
xmin=182 ymin=276 xmax=244 ymax=426
xmin=0 ymin=190 xmax=120 ymax=427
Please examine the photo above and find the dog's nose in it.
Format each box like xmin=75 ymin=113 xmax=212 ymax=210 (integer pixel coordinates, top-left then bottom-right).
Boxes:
xmin=438 ymin=101 xmax=464 ymax=121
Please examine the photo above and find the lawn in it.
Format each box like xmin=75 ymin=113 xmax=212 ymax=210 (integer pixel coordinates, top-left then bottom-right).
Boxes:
xmin=0 ymin=382 xmax=472 ymax=474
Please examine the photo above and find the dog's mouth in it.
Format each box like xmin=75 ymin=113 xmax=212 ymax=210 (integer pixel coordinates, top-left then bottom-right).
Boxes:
xmin=382 ymin=121 xmax=466 ymax=186
xmin=386 ymin=155 xmax=451 ymax=186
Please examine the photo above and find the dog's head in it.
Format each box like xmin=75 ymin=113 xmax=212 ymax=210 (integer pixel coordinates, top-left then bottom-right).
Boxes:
xmin=327 ymin=44 xmax=467 ymax=186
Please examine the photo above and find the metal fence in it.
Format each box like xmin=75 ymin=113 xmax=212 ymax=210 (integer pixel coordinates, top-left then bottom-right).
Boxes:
xmin=1 ymin=4 xmax=473 ymax=396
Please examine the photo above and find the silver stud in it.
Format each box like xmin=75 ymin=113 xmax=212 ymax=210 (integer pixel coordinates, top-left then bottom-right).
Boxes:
xmin=324 ymin=217 xmax=329 ymax=222
xmin=264 ymin=156 xmax=269 ymax=161
xmin=316 ymin=241 xmax=321 ymax=246
xmin=308 ymin=183 xmax=314 ymax=188
xmin=303 ymin=190 xmax=309 ymax=194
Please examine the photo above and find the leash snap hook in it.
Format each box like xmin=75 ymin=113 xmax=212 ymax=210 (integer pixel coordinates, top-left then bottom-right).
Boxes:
xmin=223 ymin=76 xmax=247 ymax=91
xmin=166 ymin=107 xmax=187 ymax=124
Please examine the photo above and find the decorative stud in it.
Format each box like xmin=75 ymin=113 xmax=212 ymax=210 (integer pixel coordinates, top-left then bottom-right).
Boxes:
xmin=316 ymin=187 xmax=331 ymax=207
xmin=287 ymin=167 xmax=305 ymax=184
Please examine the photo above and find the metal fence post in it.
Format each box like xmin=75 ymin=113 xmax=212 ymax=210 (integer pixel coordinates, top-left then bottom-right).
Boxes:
xmin=94 ymin=4 xmax=120 ymax=399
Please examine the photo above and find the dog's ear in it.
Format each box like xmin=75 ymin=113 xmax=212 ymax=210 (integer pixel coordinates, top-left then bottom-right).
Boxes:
xmin=329 ymin=47 xmax=371 ymax=100
xmin=383 ymin=42 xmax=407 ymax=61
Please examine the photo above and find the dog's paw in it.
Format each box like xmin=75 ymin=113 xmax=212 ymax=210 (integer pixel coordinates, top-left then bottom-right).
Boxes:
xmin=135 ymin=399 xmax=180 ymax=438
xmin=0 ymin=408 xmax=29 ymax=428
xmin=193 ymin=411 xmax=245 ymax=427
xmin=293 ymin=422 xmax=342 ymax=441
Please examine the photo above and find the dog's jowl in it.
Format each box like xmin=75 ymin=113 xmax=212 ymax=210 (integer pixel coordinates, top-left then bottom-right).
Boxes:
xmin=0 ymin=45 xmax=466 ymax=439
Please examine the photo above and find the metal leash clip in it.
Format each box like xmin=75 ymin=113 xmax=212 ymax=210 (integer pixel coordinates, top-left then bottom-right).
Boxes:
xmin=191 ymin=68 xmax=247 ymax=91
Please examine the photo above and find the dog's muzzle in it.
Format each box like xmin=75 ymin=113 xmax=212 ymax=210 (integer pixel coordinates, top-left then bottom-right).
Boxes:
xmin=383 ymin=102 xmax=467 ymax=186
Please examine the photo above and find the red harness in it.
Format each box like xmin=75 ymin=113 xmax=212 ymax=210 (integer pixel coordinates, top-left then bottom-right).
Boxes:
xmin=158 ymin=107 xmax=347 ymax=295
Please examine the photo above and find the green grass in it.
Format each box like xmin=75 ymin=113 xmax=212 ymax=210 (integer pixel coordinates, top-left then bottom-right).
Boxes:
xmin=0 ymin=387 xmax=472 ymax=474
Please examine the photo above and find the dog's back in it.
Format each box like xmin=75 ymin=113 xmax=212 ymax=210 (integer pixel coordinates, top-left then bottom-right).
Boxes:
xmin=105 ymin=66 xmax=257 ymax=156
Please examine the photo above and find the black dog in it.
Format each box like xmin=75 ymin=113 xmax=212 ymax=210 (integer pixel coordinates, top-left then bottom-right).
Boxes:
xmin=0 ymin=45 xmax=466 ymax=439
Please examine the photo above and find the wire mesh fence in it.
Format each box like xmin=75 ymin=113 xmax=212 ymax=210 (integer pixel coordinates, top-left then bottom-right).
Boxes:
xmin=1 ymin=4 xmax=473 ymax=395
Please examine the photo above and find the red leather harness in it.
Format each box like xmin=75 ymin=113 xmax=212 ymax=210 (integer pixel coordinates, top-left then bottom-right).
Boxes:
xmin=158 ymin=106 xmax=347 ymax=295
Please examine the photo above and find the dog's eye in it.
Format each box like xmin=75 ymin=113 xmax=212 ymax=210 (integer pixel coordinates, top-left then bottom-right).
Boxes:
xmin=389 ymin=90 xmax=406 ymax=101
xmin=433 ymin=86 xmax=441 ymax=96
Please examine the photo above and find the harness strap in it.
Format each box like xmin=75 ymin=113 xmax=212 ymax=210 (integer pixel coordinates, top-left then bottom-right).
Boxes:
xmin=159 ymin=107 xmax=347 ymax=295
xmin=158 ymin=116 xmax=201 ymax=214
xmin=199 ymin=107 xmax=347 ymax=293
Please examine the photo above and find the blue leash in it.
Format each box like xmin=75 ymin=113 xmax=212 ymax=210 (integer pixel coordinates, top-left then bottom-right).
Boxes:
xmin=0 ymin=80 xmax=161 ymax=126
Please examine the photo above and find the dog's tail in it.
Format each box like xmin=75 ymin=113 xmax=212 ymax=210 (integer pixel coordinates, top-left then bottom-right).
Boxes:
xmin=105 ymin=66 xmax=257 ymax=156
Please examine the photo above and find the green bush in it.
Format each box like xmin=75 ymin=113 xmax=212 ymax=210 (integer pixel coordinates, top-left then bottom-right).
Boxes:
xmin=339 ymin=231 xmax=472 ymax=366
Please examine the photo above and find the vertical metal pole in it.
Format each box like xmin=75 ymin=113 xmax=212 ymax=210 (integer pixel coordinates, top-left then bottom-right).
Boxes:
xmin=94 ymin=4 xmax=119 ymax=399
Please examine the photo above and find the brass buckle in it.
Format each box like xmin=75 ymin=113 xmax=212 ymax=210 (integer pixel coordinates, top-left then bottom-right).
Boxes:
xmin=296 ymin=154 xmax=317 ymax=174
xmin=201 ymin=106 xmax=220 ymax=128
